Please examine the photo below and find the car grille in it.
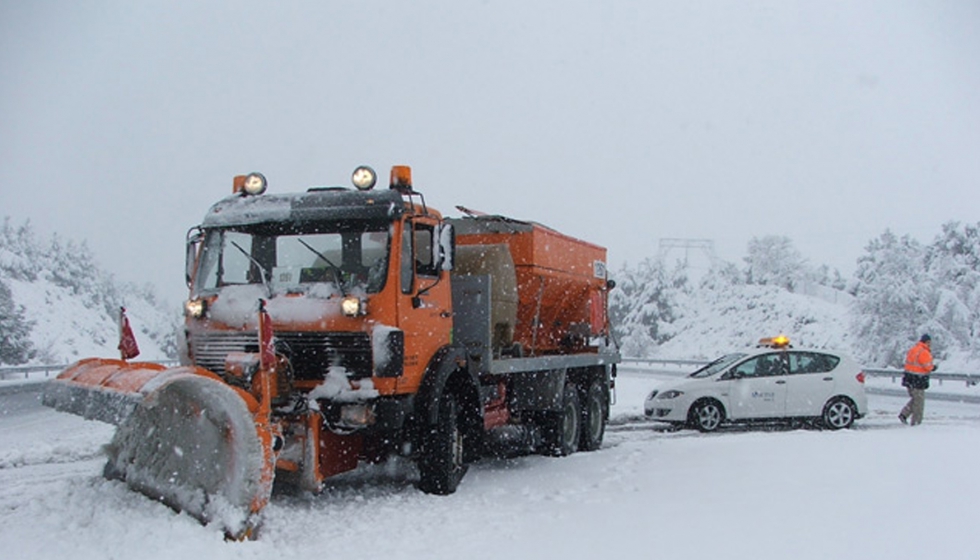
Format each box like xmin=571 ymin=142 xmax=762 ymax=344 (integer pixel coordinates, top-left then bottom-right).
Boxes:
xmin=189 ymin=331 xmax=373 ymax=380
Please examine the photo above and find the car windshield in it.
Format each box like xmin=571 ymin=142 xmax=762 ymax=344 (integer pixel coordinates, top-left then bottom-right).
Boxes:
xmin=193 ymin=220 xmax=391 ymax=296
xmin=689 ymin=353 xmax=747 ymax=379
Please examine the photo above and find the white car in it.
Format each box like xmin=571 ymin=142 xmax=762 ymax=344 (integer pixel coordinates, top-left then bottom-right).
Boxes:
xmin=643 ymin=339 xmax=868 ymax=431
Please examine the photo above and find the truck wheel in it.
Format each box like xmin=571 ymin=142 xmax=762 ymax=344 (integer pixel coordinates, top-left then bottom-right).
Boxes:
xmin=579 ymin=380 xmax=607 ymax=451
xmin=543 ymin=383 xmax=581 ymax=457
xmin=418 ymin=393 xmax=468 ymax=495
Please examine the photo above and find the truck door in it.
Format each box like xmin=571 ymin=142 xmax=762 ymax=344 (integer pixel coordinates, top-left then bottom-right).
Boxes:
xmin=726 ymin=352 xmax=789 ymax=419
xmin=395 ymin=217 xmax=453 ymax=392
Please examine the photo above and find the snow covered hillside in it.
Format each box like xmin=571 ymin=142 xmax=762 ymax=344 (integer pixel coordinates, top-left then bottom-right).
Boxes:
xmin=4 ymin=276 xmax=177 ymax=363
xmin=649 ymin=282 xmax=854 ymax=359
xmin=1 ymin=219 xmax=179 ymax=365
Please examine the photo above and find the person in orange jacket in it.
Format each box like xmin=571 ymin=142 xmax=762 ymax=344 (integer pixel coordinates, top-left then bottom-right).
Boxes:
xmin=899 ymin=334 xmax=937 ymax=425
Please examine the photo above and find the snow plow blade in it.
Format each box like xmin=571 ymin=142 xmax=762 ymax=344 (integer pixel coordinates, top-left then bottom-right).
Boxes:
xmin=42 ymin=358 xmax=170 ymax=425
xmin=42 ymin=359 xmax=272 ymax=538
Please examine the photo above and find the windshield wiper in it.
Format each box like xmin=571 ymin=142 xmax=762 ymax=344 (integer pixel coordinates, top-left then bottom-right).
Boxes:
xmin=296 ymin=238 xmax=347 ymax=296
xmin=229 ymin=240 xmax=273 ymax=297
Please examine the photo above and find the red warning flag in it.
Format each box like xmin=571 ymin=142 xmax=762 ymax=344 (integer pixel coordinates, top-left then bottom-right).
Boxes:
xmin=118 ymin=306 xmax=140 ymax=360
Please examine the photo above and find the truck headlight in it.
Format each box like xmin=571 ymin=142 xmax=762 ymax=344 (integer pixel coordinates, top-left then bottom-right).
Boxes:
xmin=341 ymin=295 xmax=365 ymax=317
xmin=184 ymin=298 xmax=206 ymax=318
xmin=339 ymin=403 xmax=375 ymax=427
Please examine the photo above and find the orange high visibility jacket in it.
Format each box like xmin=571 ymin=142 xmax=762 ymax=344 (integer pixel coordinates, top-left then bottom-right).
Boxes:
xmin=904 ymin=341 xmax=934 ymax=375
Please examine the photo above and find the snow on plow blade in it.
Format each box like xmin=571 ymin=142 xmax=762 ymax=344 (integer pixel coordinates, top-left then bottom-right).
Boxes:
xmin=42 ymin=359 xmax=270 ymax=537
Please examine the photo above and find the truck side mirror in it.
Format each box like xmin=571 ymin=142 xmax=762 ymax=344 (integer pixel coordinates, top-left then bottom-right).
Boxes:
xmin=435 ymin=223 xmax=455 ymax=271
xmin=185 ymin=227 xmax=203 ymax=288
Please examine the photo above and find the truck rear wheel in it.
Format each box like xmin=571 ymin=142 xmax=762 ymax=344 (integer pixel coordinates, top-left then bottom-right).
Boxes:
xmin=579 ymin=380 xmax=607 ymax=451
xmin=542 ymin=383 xmax=581 ymax=457
xmin=418 ymin=393 xmax=468 ymax=495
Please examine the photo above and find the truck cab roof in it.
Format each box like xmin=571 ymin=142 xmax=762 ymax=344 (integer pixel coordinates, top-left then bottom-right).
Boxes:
xmin=201 ymin=187 xmax=408 ymax=229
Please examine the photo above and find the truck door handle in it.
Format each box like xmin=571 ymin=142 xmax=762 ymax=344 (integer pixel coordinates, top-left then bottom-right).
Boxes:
xmin=823 ymin=377 xmax=833 ymax=381
xmin=775 ymin=380 xmax=786 ymax=384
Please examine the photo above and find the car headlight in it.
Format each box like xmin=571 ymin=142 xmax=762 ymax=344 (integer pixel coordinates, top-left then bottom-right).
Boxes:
xmin=658 ymin=390 xmax=684 ymax=399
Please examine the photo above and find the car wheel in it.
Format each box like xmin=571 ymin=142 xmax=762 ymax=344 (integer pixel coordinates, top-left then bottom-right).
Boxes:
xmin=542 ymin=383 xmax=581 ymax=456
xmin=822 ymin=397 xmax=856 ymax=430
xmin=579 ymin=379 xmax=607 ymax=452
xmin=689 ymin=399 xmax=724 ymax=432
xmin=418 ymin=393 xmax=468 ymax=495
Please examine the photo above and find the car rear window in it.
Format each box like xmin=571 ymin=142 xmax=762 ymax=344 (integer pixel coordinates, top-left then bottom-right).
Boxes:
xmin=788 ymin=352 xmax=840 ymax=374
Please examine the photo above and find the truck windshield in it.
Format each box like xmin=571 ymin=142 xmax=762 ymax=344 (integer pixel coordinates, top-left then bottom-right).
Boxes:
xmin=689 ymin=353 xmax=747 ymax=379
xmin=193 ymin=221 xmax=391 ymax=295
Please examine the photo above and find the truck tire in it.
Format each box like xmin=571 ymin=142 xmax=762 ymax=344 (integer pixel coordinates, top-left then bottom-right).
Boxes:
xmin=542 ymin=383 xmax=581 ymax=457
xmin=418 ymin=393 xmax=468 ymax=495
xmin=579 ymin=379 xmax=607 ymax=451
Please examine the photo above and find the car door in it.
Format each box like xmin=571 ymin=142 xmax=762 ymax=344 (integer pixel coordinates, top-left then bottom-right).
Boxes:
xmin=783 ymin=351 xmax=840 ymax=416
xmin=725 ymin=352 xmax=789 ymax=419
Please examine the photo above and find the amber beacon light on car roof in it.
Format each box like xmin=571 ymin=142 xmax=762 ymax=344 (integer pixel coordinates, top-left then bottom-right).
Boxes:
xmin=758 ymin=335 xmax=792 ymax=349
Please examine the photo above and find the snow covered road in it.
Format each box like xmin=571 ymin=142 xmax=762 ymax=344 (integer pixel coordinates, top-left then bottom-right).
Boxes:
xmin=2 ymin=373 xmax=980 ymax=560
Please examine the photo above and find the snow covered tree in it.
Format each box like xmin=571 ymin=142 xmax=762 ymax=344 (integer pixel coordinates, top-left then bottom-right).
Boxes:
xmin=0 ymin=218 xmax=42 ymax=281
xmin=47 ymin=235 xmax=101 ymax=297
xmin=699 ymin=259 xmax=743 ymax=290
xmin=850 ymin=230 xmax=936 ymax=367
xmin=925 ymin=221 xmax=980 ymax=359
xmin=743 ymin=235 xmax=806 ymax=291
xmin=609 ymin=258 xmax=685 ymax=357
xmin=0 ymin=279 xmax=35 ymax=365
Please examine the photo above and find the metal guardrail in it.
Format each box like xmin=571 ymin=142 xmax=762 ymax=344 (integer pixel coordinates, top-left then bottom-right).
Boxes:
xmin=619 ymin=358 xmax=980 ymax=387
xmin=0 ymin=361 xmax=180 ymax=382
xmin=0 ymin=364 xmax=69 ymax=381
xmin=862 ymin=368 xmax=980 ymax=387
xmin=618 ymin=357 xmax=709 ymax=368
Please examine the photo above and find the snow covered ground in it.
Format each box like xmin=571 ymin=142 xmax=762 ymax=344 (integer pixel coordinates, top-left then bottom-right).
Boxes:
xmin=2 ymin=370 xmax=979 ymax=560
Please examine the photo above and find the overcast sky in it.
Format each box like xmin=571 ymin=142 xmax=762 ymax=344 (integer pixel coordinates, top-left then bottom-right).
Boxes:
xmin=2 ymin=1 xmax=978 ymax=305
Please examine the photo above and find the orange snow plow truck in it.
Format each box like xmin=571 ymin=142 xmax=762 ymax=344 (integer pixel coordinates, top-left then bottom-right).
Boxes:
xmin=43 ymin=166 xmax=619 ymax=537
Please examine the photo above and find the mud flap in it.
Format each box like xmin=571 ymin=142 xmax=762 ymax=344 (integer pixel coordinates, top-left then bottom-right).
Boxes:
xmin=104 ymin=375 xmax=269 ymax=537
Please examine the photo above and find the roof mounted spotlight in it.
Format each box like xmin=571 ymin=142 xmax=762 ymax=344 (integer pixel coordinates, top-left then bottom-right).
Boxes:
xmin=233 ymin=172 xmax=268 ymax=196
xmin=389 ymin=165 xmax=414 ymax=195
xmin=352 ymin=165 xmax=377 ymax=191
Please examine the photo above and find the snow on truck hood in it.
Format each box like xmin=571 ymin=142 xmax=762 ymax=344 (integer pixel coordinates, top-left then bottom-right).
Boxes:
xmin=207 ymin=284 xmax=347 ymax=327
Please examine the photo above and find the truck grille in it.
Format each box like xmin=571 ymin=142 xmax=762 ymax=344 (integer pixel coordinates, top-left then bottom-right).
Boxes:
xmin=189 ymin=331 xmax=373 ymax=380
